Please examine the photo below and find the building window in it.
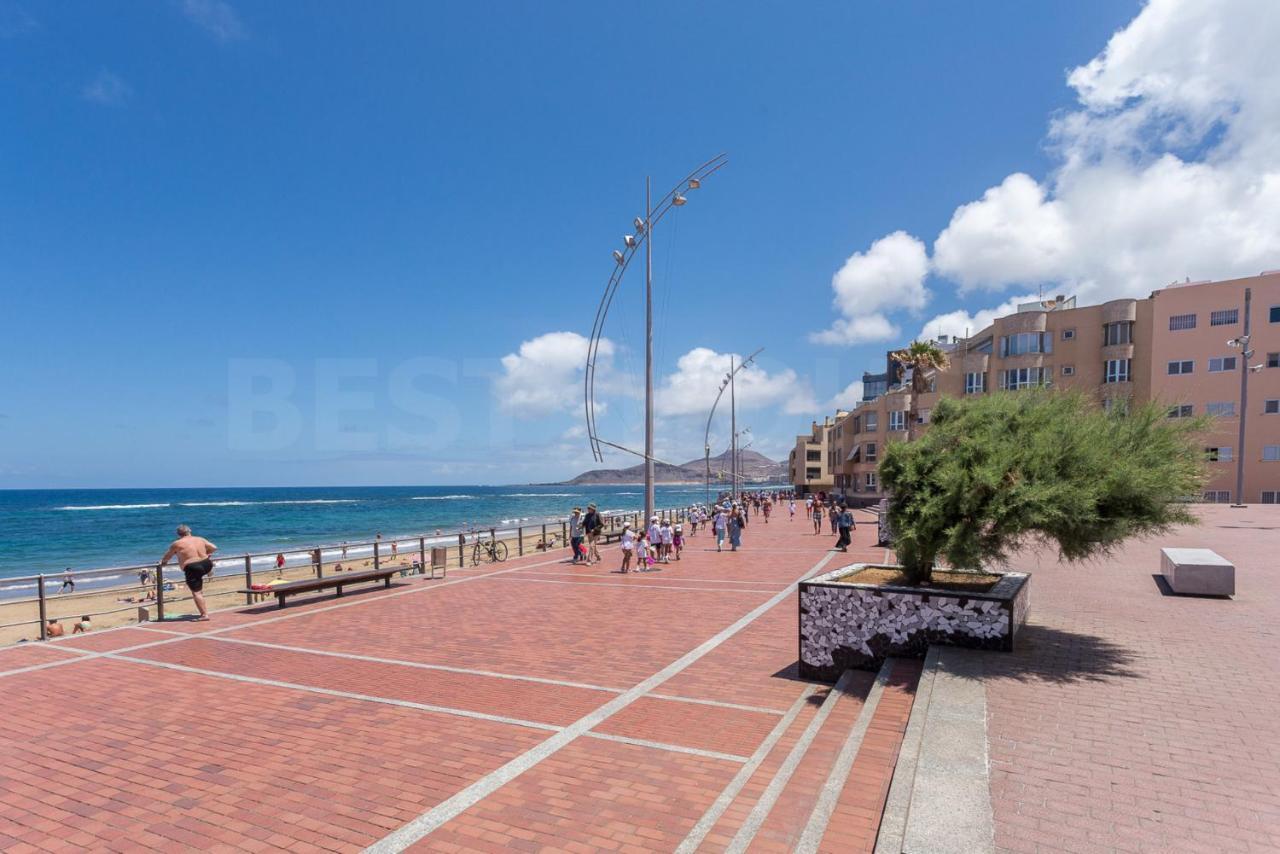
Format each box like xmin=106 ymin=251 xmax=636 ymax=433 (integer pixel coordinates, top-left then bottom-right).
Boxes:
xmin=1103 ymin=398 xmax=1129 ymax=416
xmin=1266 ymin=400 xmax=1280 ymax=415
xmin=1263 ymin=491 xmax=1279 ymax=504
xmin=865 ymin=443 xmax=877 ymax=463
xmin=1265 ymin=445 xmax=1280 ymax=461
xmin=999 ymin=331 xmax=1053 ymax=357
xmin=1210 ymin=308 xmax=1239 ymax=326
xmin=1061 ymin=365 xmax=1075 ymax=376
xmin=864 ymin=412 xmax=878 ymax=432
xmin=1206 ymin=402 xmax=1237 ymax=417
xmin=1208 ymin=356 xmax=1238 ymax=373
xmin=1103 ymin=321 xmax=1134 ymax=345
xmin=1206 ymin=446 xmax=1233 ymax=462
xmin=889 ymin=411 xmax=907 ymax=431
xmin=806 ymin=467 xmax=821 ymax=480
xmin=1203 ymin=490 xmax=1231 ymax=503
xmin=1062 ymin=328 xmax=1076 ymax=340
xmin=1103 ymin=359 xmax=1131 ymax=383
xmin=806 ymin=449 xmax=821 ymax=462
xmin=1167 ymin=360 xmax=1194 ymax=375
xmin=1269 ymin=353 xmax=1280 ymax=368
xmin=1271 ymin=306 xmax=1280 ymax=323
xmin=864 ymin=472 xmax=877 ymax=490
xmin=999 ymin=366 xmax=1051 ymax=390
xmin=1169 ymin=313 xmax=1197 ymax=331
xmin=917 ymin=409 xmax=931 ymax=424
xmin=1168 ymin=404 xmax=1194 ymax=418
xmin=964 ymin=372 xmax=987 ymax=394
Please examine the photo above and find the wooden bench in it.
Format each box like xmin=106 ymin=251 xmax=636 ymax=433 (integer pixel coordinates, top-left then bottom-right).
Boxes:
xmin=240 ymin=567 xmax=399 ymax=609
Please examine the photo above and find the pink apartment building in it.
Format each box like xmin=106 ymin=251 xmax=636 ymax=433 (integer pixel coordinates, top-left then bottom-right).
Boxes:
xmin=793 ymin=271 xmax=1280 ymax=505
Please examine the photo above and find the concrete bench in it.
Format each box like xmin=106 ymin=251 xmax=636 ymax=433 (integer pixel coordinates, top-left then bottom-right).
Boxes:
xmin=1160 ymin=548 xmax=1235 ymax=596
xmin=239 ymin=567 xmax=398 ymax=609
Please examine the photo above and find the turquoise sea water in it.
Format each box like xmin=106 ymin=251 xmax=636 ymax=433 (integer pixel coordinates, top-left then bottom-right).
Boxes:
xmin=0 ymin=484 xmax=766 ymax=592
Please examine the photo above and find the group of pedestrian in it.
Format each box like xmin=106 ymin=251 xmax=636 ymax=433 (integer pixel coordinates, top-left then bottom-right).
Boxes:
xmin=617 ymin=515 xmax=684 ymax=573
xmin=802 ymin=494 xmax=857 ymax=552
xmin=569 ymin=504 xmax=606 ymax=564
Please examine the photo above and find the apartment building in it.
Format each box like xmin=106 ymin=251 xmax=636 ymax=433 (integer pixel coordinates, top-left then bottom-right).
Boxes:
xmin=800 ymin=271 xmax=1280 ymax=505
xmin=788 ymin=415 xmax=837 ymax=494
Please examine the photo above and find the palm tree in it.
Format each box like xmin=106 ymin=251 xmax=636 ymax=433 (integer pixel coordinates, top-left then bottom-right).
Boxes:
xmin=890 ymin=340 xmax=950 ymax=442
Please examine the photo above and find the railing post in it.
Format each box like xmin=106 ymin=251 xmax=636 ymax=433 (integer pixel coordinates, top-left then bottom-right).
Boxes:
xmin=561 ymin=520 xmax=567 ymax=545
xmin=37 ymin=575 xmax=47 ymax=640
xmin=457 ymin=533 xmax=465 ymax=567
xmin=313 ymin=548 xmax=323 ymax=578
xmin=373 ymin=541 xmax=380 ymax=570
xmin=244 ymin=554 xmax=253 ymax=605
xmin=541 ymin=524 xmax=547 ymax=549
xmin=155 ymin=563 xmax=165 ymax=622
xmin=518 ymin=525 xmax=524 ymax=555
xmin=419 ymin=537 xmax=427 ymax=577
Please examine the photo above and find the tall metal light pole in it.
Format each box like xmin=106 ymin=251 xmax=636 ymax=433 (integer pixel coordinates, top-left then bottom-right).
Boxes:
xmin=585 ymin=155 xmax=728 ymax=525
xmin=1231 ymin=287 xmax=1258 ymax=507
xmin=703 ymin=347 xmax=763 ymax=506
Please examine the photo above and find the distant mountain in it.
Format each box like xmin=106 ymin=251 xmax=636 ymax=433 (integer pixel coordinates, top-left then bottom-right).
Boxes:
xmin=563 ymin=448 xmax=786 ymax=485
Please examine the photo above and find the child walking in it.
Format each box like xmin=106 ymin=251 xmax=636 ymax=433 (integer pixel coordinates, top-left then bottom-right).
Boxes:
xmin=672 ymin=524 xmax=684 ymax=560
xmin=619 ymin=525 xmax=635 ymax=573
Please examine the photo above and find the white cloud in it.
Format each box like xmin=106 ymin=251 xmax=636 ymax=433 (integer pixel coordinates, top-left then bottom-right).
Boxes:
xmin=82 ymin=70 xmax=131 ymax=106
xmin=918 ymin=294 xmax=1039 ymax=342
xmin=495 ymin=331 xmax=613 ymax=419
xmin=827 ymin=380 xmax=865 ymax=411
xmin=655 ymin=347 xmax=818 ymax=418
xmin=181 ymin=0 xmax=246 ymax=42
xmin=930 ymin=0 xmax=1280 ymax=305
xmin=810 ymin=231 xmax=930 ymax=345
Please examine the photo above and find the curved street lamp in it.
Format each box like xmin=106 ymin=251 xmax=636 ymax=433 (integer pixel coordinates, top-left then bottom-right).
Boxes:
xmin=585 ymin=153 xmax=728 ymax=521
xmin=702 ymin=347 xmax=763 ymax=505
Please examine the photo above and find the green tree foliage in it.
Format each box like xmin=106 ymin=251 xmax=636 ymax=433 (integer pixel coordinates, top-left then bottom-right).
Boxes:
xmin=879 ymin=390 xmax=1207 ymax=585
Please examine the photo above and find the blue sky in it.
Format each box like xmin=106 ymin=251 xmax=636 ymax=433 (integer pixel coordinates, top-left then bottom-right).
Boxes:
xmin=12 ymin=0 xmax=1259 ymax=488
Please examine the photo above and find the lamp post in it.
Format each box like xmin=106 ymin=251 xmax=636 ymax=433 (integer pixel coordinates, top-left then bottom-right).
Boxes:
xmin=1229 ymin=287 xmax=1262 ymax=507
xmin=585 ymin=155 xmax=728 ymax=523
xmin=703 ymin=347 xmax=763 ymax=506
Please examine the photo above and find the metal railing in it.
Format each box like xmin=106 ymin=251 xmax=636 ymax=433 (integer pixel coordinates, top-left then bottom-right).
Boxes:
xmin=2 ymin=506 xmax=696 ymax=642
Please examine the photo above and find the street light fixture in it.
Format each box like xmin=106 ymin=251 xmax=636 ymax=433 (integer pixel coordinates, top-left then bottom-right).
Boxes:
xmin=1230 ymin=287 xmax=1254 ymax=507
xmin=584 ymin=154 xmax=729 ymax=522
xmin=702 ymin=347 xmax=763 ymax=505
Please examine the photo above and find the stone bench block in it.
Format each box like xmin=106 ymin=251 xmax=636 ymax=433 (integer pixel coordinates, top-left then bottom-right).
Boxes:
xmin=1161 ymin=547 xmax=1234 ymax=596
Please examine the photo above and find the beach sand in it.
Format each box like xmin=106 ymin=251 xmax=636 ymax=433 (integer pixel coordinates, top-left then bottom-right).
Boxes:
xmin=0 ymin=527 xmax=565 ymax=647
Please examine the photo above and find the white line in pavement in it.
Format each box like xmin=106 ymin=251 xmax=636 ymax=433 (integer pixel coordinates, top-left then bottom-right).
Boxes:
xmin=647 ymin=693 xmax=785 ymax=716
xmin=796 ymin=661 xmax=893 ymax=853
xmin=364 ymin=549 xmax=838 ymax=854
xmin=488 ymin=577 xmax=771 ymax=594
xmin=676 ymin=686 xmax=819 ymax=854
xmin=724 ymin=670 xmax=859 ymax=854
xmin=582 ymin=732 xmax=749 ymax=764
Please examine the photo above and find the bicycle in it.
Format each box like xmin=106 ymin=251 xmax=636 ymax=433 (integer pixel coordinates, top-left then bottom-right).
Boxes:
xmin=471 ymin=535 xmax=508 ymax=565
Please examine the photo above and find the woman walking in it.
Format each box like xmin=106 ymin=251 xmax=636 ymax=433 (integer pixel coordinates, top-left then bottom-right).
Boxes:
xmin=714 ymin=505 xmax=728 ymax=552
xmin=728 ymin=508 xmax=744 ymax=551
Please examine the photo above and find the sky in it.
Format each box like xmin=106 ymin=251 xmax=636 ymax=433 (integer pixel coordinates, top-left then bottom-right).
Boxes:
xmin=2 ymin=0 xmax=1277 ymax=488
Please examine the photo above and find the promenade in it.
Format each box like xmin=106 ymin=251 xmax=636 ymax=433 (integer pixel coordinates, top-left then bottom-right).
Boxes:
xmin=0 ymin=505 xmax=1276 ymax=852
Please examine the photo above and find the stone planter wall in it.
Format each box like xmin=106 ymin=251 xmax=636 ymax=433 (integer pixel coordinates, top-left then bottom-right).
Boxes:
xmin=798 ymin=564 xmax=1030 ymax=680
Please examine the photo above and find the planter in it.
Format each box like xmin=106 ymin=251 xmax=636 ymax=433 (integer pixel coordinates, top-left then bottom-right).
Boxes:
xmin=798 ymin=563 xmax=1030 ymax=680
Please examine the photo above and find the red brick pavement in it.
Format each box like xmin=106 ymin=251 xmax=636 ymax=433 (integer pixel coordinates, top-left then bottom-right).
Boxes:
xmin=986 ymin=505 xmax=1280 ymax=854
xmin=2 ymin=508 xmax=923 ymax=852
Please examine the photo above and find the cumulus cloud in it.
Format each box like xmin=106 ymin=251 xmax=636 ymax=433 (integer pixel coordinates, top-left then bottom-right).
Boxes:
xmin=82 ymin=70 xmax=131 ymax=106
xmin=918 ymin=294 xmax=1040 ymax=342
xmin=655 ymin=348 xmax=819 ymax=418
xmin=495 ymin=331 xmax=613 ymax=418
xmin=827 ymin=380 xmax=865 ymax=411
xmin=931 ymin=0 xmax=1280 ymax=304
xmin=810 ymin=231 xmax=930 ymax=345
xmin=181 ymin=0 xmax=246 ymax=42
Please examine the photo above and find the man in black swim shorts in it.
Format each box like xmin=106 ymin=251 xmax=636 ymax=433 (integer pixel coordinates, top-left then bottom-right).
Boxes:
xmin=159 ymin=524 xmax=219 ymax=621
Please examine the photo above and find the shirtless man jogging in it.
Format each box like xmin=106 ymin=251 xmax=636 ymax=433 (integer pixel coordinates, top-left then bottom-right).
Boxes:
xmin=159 ymin=524 xmax=218 ymax=621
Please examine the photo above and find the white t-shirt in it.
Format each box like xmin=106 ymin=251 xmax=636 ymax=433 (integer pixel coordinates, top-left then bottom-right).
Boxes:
xmin=647 ymin=523 xmax=661 ymax=542
xmin=714 ymin=512 xmax=728 ymax=531
xmin=621 ymin=531 xmax=634 ymax=551
xmin=660 ymin=526 xmax=674 ymax=545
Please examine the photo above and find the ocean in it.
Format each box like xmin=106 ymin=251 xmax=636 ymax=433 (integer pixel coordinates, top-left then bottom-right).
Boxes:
xmin=0 ymin=484 xmax=759 ymax=593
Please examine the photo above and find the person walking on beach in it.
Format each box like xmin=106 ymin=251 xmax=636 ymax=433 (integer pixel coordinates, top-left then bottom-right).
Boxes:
xmin=569 ymin=508 xmax=585 ymax=564
xmin=835 ymin=505 xmax=855 ymax=552
xmin=59 ymin=569 xmax=75 ymax=594
xmin=583 ymin=504 xmax=603 ymax=564
xmin=158 ymin=524 xmax=218 ymax=622
xmin=728 ymin=508 xmax=744 ymax=551
xmin=275 ymin=553 xmax=285 ymax=571
xmin=619 ymin=524 xmax=635 ymax=573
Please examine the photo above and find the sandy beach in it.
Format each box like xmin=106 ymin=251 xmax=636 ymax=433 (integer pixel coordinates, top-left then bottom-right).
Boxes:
xmin=0 ymin=527 xmax=561 ymax=647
